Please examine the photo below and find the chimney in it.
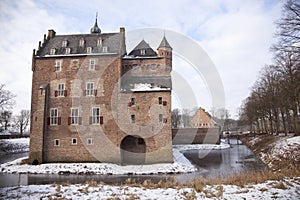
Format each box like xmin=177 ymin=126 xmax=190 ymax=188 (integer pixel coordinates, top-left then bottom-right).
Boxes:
xmin=48 ymin=29 xmax=56 ymax=39
xmin=120 ymin=27 xmax=125 ymax=33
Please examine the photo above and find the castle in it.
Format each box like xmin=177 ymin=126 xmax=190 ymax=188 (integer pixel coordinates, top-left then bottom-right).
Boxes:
xmin=29 ymin=18 xmax=173 ymax=165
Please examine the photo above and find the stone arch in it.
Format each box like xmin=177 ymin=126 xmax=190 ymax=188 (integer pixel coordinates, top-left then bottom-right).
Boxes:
xmin=120 ymin=135 xmax=146 ymax=165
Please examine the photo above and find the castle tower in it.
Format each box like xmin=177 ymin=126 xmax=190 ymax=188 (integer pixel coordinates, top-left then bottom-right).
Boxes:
xmin=157 ymin=35 xmax=172 ymax=68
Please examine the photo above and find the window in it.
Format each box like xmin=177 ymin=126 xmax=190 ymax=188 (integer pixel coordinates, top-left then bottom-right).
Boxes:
xmin=62 ymin=40 xmax=68 ymax=47
xmin=86 ymin=82 xmax=94 ymax=96
xmin=102 ymin=46 xmax=107 ymax=53
xmin=50 ymin=108 xmax=58 ymax=125
xmin=54 ymin=139 xmax=60 ymax=146
xmin=92 ymin=108 xmax=100 ymax=124
xmin=158 ymin=97 xmax=162 ymax=105
xmin=159 ymin=114 xmax=163 ymax=123
xmin=72 ymin=138 xmax=77 ymax=145
xmin=140 ymin=49 xmax=146 ymax=55
xmin=97 ymin=38 xmax=102 ymax=47
xmin=65 ymin=48 xmax=71 ymax=54
xmin=130 ymin=98 xmax=135 ymax=106
xmin=55 ymin=60 xmax=61 ymax=72
xmin=87 ymin=138 xmax=93 ymax=145
xmin=71 ymin=108 xmax=79 ymax=125
xmin=87 ymin=47 xmax=92 ymax=53
xmin=72 ymin=60 xmax=79 ymax=69
xmin=57 ymin=83 xmax=65 ymax=97
xmin=79 ymin=39 xmax=85 ymax=47
xmin=50 ymin=48 xmax=56 ymax=55
xmin=89 ymin=59 xmax=95 ymax=71
xmin=151 ymin=64 xmax=156 ymax=71
xmin=131 ymin=115 xmax=135 ymax=124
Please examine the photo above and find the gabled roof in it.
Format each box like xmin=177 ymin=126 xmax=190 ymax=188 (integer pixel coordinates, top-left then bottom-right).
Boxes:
xmin=128 ymin=39 xmax=157 ymax=57
xmin=36 ymin=32 xmax=124 ymax=57
xmin=158 ymin=36 xmax=172 ymax=49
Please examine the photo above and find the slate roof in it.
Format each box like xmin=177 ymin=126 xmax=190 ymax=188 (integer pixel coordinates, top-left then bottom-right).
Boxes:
xmin=36 ymin=32 xmax=124 ymax=57
xmin=158 ymin=36 xmax=172 ymax=49
xmin=121 ymin=75 xmax=172 ymax=92
xmin=128 ymin=40 xmax=157 ymax=57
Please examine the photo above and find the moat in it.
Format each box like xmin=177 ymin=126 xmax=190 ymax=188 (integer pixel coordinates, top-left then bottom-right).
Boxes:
xmin=0 ymin=140 xmax=267 ymax=187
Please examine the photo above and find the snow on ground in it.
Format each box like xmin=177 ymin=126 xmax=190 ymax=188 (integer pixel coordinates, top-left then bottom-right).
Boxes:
xmin=251 ymin=135 xmax=300 ymax=171
xmin=0 ymin=138 xmax=29 ymax=155
xmin=0 ymin=177 xmax=299 ymax=199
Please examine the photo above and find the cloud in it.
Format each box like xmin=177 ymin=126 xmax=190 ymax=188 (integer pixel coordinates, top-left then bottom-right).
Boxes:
xmin=0 ymin=0 xmax=283 ymax=119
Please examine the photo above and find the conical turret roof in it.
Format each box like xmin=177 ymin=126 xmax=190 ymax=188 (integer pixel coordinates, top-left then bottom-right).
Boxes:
xmin=158 ymin=35 xmax=172 ymax=49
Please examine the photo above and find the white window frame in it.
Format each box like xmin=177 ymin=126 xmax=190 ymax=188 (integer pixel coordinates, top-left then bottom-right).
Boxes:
xmin=55 ymin=60 xmax=61 ymax=72
xmin=50 ymin=108 xmax=58 ymax=125
xmin=71 ymin=108 xmax=79 ymax=125
xmin=79 ymin=39 xmax=85 ymax=47
xmin=65 ymin=48 xmax=71 ymax=54
xmin=87 ymin=138 xmax=93 ymax=145
xmin=86 ymin=82 xmax=94 ymax=96
xmin=71 ymin=138 xmax=77 ymax=145
xmin=89 ymin=59 xmax=95 ymax=71
xmin=97 ymin=38 xmax=102 ymax=47
xmin=87 ymin=47 xmax=92 ymax=53
xmin=102 ymin=46 xmax=107 ymax=53
xmin=140 ymin=49 xmax=146 ymax=55
xmin=54 ymin=139 xmax=60 ymax=146
xmin=57 ymin=83 xmax=65 ymax=97
xmin=92 ymin=107 xmax=100 ymax=124
xmin=50 ymin=48 xmax=56 ymax=55
xmin=62 ymin=40 xmax=68 ymax=47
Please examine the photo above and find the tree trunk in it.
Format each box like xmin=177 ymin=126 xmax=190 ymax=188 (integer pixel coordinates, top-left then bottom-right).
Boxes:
xmin=280 ymin=107 xmax=287 ymax=136
xmin=273 ymin=108 xmax=280 ymax=135
xmin=292 ymin=101 xmax=299 ymax=136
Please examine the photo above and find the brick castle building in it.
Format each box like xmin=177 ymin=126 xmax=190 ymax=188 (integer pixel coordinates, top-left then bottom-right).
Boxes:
xmin=29 ymin=18 xmax=173 ymax=165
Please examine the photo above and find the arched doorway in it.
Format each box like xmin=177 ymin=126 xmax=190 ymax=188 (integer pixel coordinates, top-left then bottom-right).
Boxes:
xmin=120 ymin=135 xmax=146 ymax=165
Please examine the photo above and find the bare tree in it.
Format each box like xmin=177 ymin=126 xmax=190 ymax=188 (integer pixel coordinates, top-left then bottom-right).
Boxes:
xmin=0 ymin=84 xmax=16 ymax=110
xmin=0 ymin=111 xmax=12 ymax=131
xmin=171 ymin=109 xmax=181 ymax=128
xmin=13 ymin=110 xmax=30 ymax=135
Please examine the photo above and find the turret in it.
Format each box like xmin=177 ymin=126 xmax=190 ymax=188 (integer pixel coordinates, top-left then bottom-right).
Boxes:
xmin=157 ymin=35 xmax=172 ymax=68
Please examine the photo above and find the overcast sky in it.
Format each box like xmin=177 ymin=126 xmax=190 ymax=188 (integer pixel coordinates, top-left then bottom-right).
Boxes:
xmin=0 ymin=0 xmax=283 ymax=118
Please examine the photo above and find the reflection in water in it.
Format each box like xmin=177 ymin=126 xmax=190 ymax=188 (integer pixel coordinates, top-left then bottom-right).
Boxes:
xmin=0 ymin=140 xmax=267 ymax=187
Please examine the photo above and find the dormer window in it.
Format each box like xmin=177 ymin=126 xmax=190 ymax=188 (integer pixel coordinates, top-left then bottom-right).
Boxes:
xmin=87 ymin=47 xmax=92 ymax=54
xmin=97 ymin=38 xmax=102 ymax=47
xmin=62 ymin=40 xmax=68 ymax=47
xmin=140 ymin=49 xmax=146 ymax=55
xmin=65 ymin=48 xmax=71 ymax=54
xmin=79 ymin=39 xmax=85 ymax=47
xmin=50 ymin=48 xmax=56 ymax=55
xmin=102 ymin=46 xmax=107 ymax=53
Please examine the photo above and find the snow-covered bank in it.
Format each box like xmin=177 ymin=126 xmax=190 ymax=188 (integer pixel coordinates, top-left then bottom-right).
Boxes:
xmin=0 ymin=156 xmax=197 ymax=175
xmin=0 ymin=138 xmax=29 ymax=155
xmin=241 ymin=135 xmax=300 ymax=171
xmin=0 ymin=141 xmax=231 ymax=175
xmin=0 ymin=177 xmax=299 ymax=199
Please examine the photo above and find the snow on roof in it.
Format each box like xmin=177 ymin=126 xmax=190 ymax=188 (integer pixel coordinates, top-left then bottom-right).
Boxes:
xmin=131 ymin=83 xmax=171 ymax=92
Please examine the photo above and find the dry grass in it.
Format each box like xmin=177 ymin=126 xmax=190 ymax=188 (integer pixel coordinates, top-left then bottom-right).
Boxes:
xmin=272 ymin=181 xmax=287 ymax=190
